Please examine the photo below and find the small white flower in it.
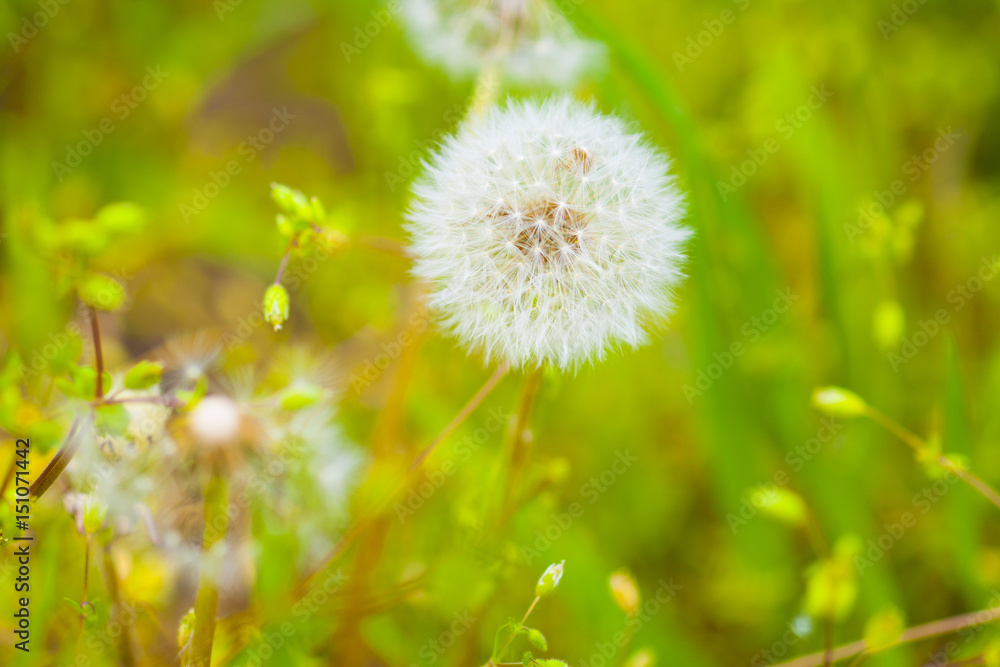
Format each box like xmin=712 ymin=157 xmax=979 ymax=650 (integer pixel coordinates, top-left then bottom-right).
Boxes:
xmin=536 ymin=560 xmax=564 ymax=597
xmin=400 ymin=0 xmax=603 ymax=87
xmin=406 ymin=97 xmax=690 ymax=370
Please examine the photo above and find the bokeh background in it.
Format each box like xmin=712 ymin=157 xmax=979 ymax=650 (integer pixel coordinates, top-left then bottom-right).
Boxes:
xmin=2 ymin=0 xmax=1000 ymax=665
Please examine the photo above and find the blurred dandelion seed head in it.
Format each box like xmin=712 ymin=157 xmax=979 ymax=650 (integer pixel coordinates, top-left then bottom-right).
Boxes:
xmin=188 ymin=394 xmax=242 ymax=447
xmin=400 ymin=0 xmax=604 ymax=86
xmin=407 ymin=97 xmax=690 ymax=370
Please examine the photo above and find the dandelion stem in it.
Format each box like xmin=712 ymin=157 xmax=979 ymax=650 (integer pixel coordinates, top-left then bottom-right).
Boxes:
xmin=767 ymin=605 xmax=1000 ymax=667
xmin=190 ymin=471 xmax=228 ymax=667
xmin=862 ymin=406 xmax=1000 ymax=513
xmin=295 ymin=364 xmax=509 ymax=598
xmin=497 ymin=367 xmax=544 ymax=525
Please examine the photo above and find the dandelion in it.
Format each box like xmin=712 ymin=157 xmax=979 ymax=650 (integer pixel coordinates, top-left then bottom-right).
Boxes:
xmin=187 ymin=395 xmax=242 ymax=448
xmin=400 ymin=0 xmax=603 ymax=87
xmin=406 ymin=96 xmax=690 ymax=370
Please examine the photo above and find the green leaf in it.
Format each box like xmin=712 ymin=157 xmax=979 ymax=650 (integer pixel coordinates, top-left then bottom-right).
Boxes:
xmin=124 ymin=360 xmax=163 ymax=390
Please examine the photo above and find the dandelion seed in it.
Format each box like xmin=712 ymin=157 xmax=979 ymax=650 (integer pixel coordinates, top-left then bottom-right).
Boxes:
xmin=406 ymin=97 xmax=690 ymax=370
xmin=400 ymin=0 xmax=604 ymax=87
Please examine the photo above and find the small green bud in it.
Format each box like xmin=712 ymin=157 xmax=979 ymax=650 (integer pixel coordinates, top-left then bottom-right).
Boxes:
xmin=124 ymin=360 xmax=163 ymax=390
xmin=83 ymin=496 xmax=107 ymax=534
xmin=609 ymin=568 xmax=641 ymax=616
xmin=177 ymin=608 xmax=196 ymax=648
xmin=863 ymin=607 xmax=905 ymax=651
xmin=811 ymin=387 xmax=867 ymax=418
xmin=753 ymin=486 xmax=807 ymax=526
xmin=264 ymin=284 xmax=290 ymax=331
xmin=873 ymin=300 xmax=905 ymax=351
xmin=526 ymin=628 xmax=547 ymax=651
xmin=536 ymin=560 xmax=564 ymax=598
xmin=78 ymin=273 xmax=126 ymax=311
xmin=270 ymin=183 xmax=312 ymax=219
xmin=522 ymin=652 xmax=534 ymax=667
xmin=276 ymin=213 xmax=295 ymax=237
xmin=95 ymin=202 xmax=146 ymax=234
xmin=279 ymin=384 xmax=324 ymax=411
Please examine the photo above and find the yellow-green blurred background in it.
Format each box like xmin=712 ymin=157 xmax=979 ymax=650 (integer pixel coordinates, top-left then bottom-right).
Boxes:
xmin=2 ymin=0 xmax=1000 ymax=665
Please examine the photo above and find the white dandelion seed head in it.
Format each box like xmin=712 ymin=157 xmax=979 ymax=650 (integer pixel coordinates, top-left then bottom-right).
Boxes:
xmin=400 ymin=0 xmax=604 ymax=87
xmin=188 ymin=395 xmax=242 ymax=447
xmin=406 ymin=96 xmax=691 ymax=370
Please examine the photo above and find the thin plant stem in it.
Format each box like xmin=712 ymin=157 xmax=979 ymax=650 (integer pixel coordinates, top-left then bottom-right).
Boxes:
xmin=30 ymin=415 xmax=85 ymax=499
xmin=190 ymin=471 xmax=229 ymax=667
xmin=845 ymin=651 xmax=869 ymax=667
xmin=863 ymin=406 xmax=1000 ymax=512
xmin=486 ymin=596 xmax=541 ymax=666
xmin=768 ymin=605 xmax=1000 ymax=667
xmin=0 ymin=452 xmax=17 ymax=498
xmin=800 ymin=507 xmax=833 ymax=667
xmin=102 ymin=544 xmax=137 ymax=667
xmin=76 ymin=536 xmax=92 ymax=656
xmin=295 ymin=365 xmax=509 ymax=598
xmin=497 ymin=367 xmax=544 ymax=525
xmin=89 ymin=306 xmax=104 ymax=399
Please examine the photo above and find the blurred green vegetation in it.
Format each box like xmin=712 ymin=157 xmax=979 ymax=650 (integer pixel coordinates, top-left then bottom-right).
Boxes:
xmin=2 ymin=0 xmax=1000 ymax=665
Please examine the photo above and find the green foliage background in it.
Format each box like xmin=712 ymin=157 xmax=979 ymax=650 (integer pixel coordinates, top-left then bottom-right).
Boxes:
xmin=2 ymin=0 xmax=1000 ymax=665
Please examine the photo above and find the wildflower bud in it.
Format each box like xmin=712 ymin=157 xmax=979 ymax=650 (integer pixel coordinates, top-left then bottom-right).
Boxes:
xmin=78 ymin=273 xmax=126 ymax=311
xmin=83 ymin=496 xmax=107 ymax=534
xmin=270 ymin=183 xmax=312 ymax=219
xmin=177 ymin=608 xmax=196 ymax=649
xmin=873 ymin=300 xmax=904 ymax=351
xmin=124 ymin=360 xmax=163 ymax=390
xmin=811 ymin=387 xmax=867 ymax=418
xmin=535 ymin=560 xmax=564 ymax=598
xmin=863 ymin=608 xmax=905 ymax=651
xmin=95 ymin=202 xmax=146 ymax=234
xmin=264 ymin=284 xmax=290 ymax=331
xmin=526 ymin=628 xmax=547 ymax=651
xmin=276 ymin=213 xmax=295 ymax=237
xmin=753 ymin=486 xmax=807 ymax=526
xmin=625 ymin=649 xmax=656 ymax=667
xmin=609 ymin=568 xmax=641 ymax=616
xmin=279 ymin=384 xmax=324 ymax=411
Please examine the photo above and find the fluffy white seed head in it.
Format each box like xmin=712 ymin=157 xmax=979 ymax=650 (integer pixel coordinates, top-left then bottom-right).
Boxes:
xmin=406 ymin=96 xmax=690 ymax=370
xmin=400 ymin=0 xmax=604 ymax=87
xmin=188 ymin=395 xmax=242 ymax=447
